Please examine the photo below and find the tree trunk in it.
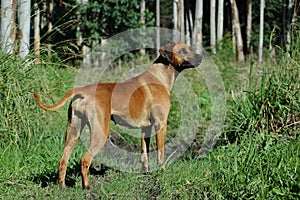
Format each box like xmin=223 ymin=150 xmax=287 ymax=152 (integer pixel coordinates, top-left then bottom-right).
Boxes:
xmin=286 ymin=0 xmax=294 ymax=52
xmin=140 ymin=0 xmax=145 ymax=55
xmin=290 ymin=0 xmax=299 ymax=42
xmin=230 ymin=0 xmax=245 ymax=62
xmin=48 ymin=0 xmax=53 ymax=56
xmin=178 ymin=0 xmax=185 ymax=42
xmin=186 ymin=0 xmax=193 ymax=46
xmin=258 ymin=0 xmax=265 ymax=63
xmin=192 ymin=0 xmax=203 ymax=53
xmin=18 ymin=0 xmax=31 ymax=59
xmin=185 ymin=7 xmax=191 ymax=46
xmin=187 ymin=3 xmax=194 ymax=32
xmin=77 ymin=0 xmax=90 ymax=65
xmin=1 ymin=0 xmax=17 ymax=54
xmin=173 ymin=0 xmax=178 ymax=42
xmin=217 ymin=0 xmax=224 ymax=50
xmin=156 ymin=0 xmax=160 ymax=56
xmin=210 ymin=0 xmax=216 ymax=54
xmin=34 ymin=3 xmax=40 ymax=64
xmin=246 ymin=0 xmax=252 ymax=53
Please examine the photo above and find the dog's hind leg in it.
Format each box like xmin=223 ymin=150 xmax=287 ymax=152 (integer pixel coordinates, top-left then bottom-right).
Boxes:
xmin=140 ymin=125 xmax=152 ymax=173
xmin=58 ymin=106 xmax=85 ymax=189
xmin=81 ymin=110 xmax=110 ymax=189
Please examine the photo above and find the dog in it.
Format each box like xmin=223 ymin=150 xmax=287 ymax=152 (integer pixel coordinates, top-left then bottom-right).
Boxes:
xmin=34 ymin=43 xmax=202 ymax=189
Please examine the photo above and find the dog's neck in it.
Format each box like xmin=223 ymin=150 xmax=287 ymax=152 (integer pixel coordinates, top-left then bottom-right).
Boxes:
xmin=154 ymin=55 xmax=181 ymax=76
xmin=154 ymin=55 xmax=181 ymax=74
xmin=148 ymin=55 xmax=180 ymax=92
xmin=153 ymin=55 xmax=171 ymax=67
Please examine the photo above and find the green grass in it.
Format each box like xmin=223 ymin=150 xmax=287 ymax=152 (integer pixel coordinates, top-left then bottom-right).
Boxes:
xmin=1 ymin=134 xmax=299 ymax=199
xmin=0 ymin=42 xmax=299 ymax=199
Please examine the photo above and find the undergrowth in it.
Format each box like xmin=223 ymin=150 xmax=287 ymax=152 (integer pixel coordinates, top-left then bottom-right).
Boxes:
xmin=226 ymin=49 xmax=300 ymax=142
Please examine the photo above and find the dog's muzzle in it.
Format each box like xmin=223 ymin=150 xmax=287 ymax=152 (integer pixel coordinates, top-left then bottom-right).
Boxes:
xmin=183 ymin=54 xmax=203 ymax=68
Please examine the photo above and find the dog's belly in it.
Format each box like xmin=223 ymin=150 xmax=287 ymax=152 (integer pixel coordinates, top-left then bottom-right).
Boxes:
xmin=110 ymin=114 xmax=151 ymax=128
xmin=111 ymin=114 xmax=136 ymax=128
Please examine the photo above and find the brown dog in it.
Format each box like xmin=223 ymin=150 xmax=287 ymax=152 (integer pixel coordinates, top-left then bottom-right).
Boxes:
xmin=34 ymin=43 xmax=202 ymax=189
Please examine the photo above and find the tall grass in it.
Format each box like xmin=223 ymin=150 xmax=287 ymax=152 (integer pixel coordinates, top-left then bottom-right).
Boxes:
xmin=225 ymin=46 xmax=300 ymax=141
xmin=0 ymin=52 xmax=79 ymax=184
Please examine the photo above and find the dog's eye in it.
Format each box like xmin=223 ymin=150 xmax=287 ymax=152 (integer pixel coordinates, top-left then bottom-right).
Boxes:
xmin=179 ymin=48 xmax=188 ymax=55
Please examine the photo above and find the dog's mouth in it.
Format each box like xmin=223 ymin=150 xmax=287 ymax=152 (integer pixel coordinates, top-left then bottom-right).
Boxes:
xmin=182 ymin=54 xmax=203 ymax=68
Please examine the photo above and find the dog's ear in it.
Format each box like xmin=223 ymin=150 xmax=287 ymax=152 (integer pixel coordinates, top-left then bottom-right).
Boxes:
xmin=159 ymin=43 xmax=175 ymax=62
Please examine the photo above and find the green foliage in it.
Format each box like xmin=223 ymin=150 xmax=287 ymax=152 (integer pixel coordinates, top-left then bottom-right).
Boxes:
xmin=78 ymin=0 xmax=154 ymax=42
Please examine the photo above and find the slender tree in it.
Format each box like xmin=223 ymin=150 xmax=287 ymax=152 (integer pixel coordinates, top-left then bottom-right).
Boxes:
xmin=178 ymin=0 xmax=185 ymax=42
xmin=258 ymin=0 xmax=265 ymax=63
xmin=48 ymin=0 xmax=54 ymax=56
xmin=185 ymin=9 xmax=190 ymax=45
xmin=286 ymin=0 xmax=294 ymax=52
xmin=246 ymin=0 xmax=252 ymax=53
xmin=186 ymin=0 xmax=193 ymax=46
xmin=173 ymin=0 xmax=178 ymax=42
xmin=76 ymin=0 xmax=90 ymax=65
xmin=156 ymin=0 xmax=160 ymax=57
xmin=192 ymin=0 xmax=203 ymax=52
xmin=1 ymin=0 xmax=17 ymax=54
xmin=140 ymin=0 xmax=146 ymax=55
xmin=217 ymin=0 xmax=224 ymax=50
xmin=34 ymin=3 xmax=40 ymax=64
xmin=210 ymin=0 xmax=216 ymax=54
xmin=230 ymin=0 xmax=245 ymax=61
xmin=18 ymin=0 xmax=31 ymax=59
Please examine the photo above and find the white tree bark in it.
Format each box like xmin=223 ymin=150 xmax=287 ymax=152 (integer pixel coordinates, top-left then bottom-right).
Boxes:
xmin=1 ymin=0 xmax=15 ymax=54
xmin=76 ymin=0 xmax=90 ymax=65
xmin=217 ymin=0 xmax=224 ymax=49
xmin=173 ymin=0 xmax=178 ymax=42
xmin=192 ymin=0 xmax=203 ymax=53
xmin=18 ymin=0 xmax=31 ymax=59
xmin=34 ymin=3 xmax=40 ymax=64
xmin=186 ymin=4 xmax=193 ymax=46
xmin=258 ymin=0 xmax=265 ymax=63
xmin=230 ymin=0 xmax=245 ymax=61
xmin=156 ymin=0 xmax=160 ymax=56
xmin=178 ymin=0 xmax=185 ymax=42
xmin=210 ymin=0 xmax=216 ymax=54
xmin=48 ymin=0 xmax=54 ymax=56
xmin=286 ymin=0 xmax=294 ymax=52
xmin=246 ymin=0 xmax=252 ymax=53
xmin=140 ymin=0 xmax=146 ymax=55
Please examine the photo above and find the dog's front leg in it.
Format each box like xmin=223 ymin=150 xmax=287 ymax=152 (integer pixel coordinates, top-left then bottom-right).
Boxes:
xmin=140 ymin=125 xmax=152 ymax=173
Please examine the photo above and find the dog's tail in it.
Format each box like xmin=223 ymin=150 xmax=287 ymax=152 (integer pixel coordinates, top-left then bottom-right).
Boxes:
xmin=33 ymin=90 xmax=76 ymax=111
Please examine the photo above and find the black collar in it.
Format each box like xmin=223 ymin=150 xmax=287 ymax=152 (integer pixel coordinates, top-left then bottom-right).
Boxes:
xmin=153 ymin=55 xmax=171 ymax=68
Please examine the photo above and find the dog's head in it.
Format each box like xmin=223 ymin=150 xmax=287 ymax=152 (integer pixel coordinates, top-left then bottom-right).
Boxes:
xmin=159 ymin=43 xmax=202 ymax=71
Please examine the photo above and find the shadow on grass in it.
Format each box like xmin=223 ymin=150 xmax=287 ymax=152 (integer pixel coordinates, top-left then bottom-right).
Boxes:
xmin=32 ymin=162 xmax=109 ymax=188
